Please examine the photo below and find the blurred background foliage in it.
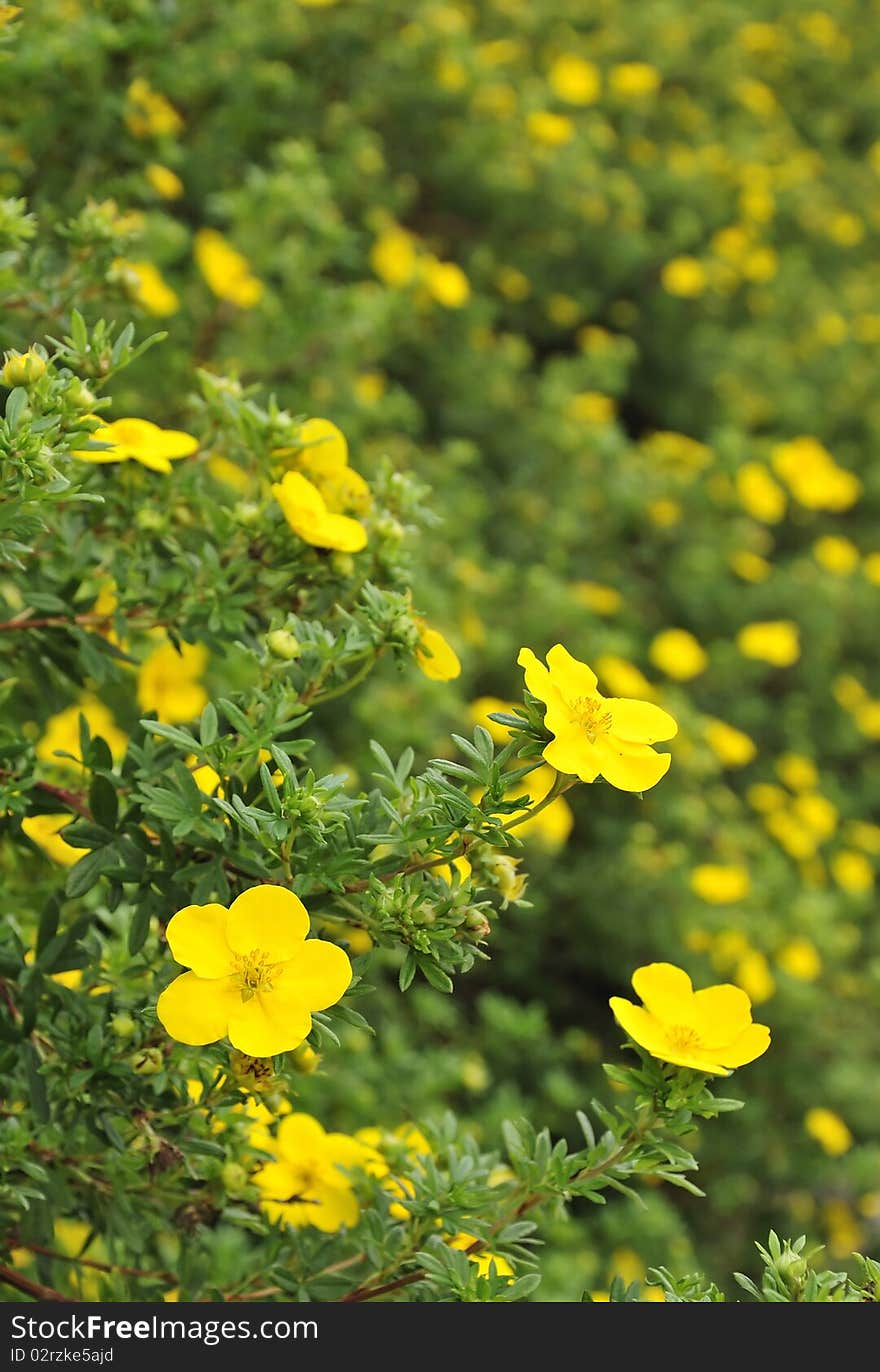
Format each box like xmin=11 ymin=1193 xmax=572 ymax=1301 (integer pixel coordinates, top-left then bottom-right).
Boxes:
xmin=2 ymin=0 xmax=879 ymax=1299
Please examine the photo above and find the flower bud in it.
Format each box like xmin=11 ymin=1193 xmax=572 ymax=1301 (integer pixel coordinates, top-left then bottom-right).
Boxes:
xmin=111 ymin=1012 xmax=137 ymax=1040
xmin=229 ymin=1049 xmax=274 ymax=1092
xmin=291 ymin=1044 xmax=319 ymax=1074
xmin=65 ymin=379 xmax=96 ymax=409
xmin=330 ymin=552 xmax=355 ymax=578
xmin=135 ymin=508 xmax=164 ymax=532
xmin=266 ymin=628 xmax=302 ymax=661
xmin=129 ymin=1046 xmax=163 ymax=1075
xmin=220 ymin=1162 xmax=249 ymax=1194
xmin=3 ymin=348 xmax=46 ymax=387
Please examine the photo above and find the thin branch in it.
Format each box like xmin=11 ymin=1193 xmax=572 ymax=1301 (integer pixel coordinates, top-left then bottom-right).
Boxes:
xmin=17 ymin=1242 xmax=175 ymax=1284
xmin=0 ymin=1264 xmax=77 ymax=1302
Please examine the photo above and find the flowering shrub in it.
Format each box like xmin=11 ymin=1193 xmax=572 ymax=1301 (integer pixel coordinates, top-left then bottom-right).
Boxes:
xmin=1 ymin=0 xmax=878 ymax=1303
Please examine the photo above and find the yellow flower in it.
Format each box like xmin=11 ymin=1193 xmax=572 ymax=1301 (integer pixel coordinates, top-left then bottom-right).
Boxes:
xmin=548 ymin=54 xmax=601 ymax=105
xmin=354 ymin=371 xmax=386 ymax=405
xmin=137 ymin=640 xmax=208 ymax=724
xmin=734 ymin=949 xmax=775 ymax=1005
xmin=777 ymin=938 xmax=821 ymax=982
xmin=610 ymin=62 xmax=661 ymax=98
xmin=804 ymin=1107 xmax=853 ymax=1156
xmin=415 ymin=621 xmax=461 ymax=681
xmin=272 ymin=471 xmax=367 ymax=552
xmin=145 ymin=163 xmax=183 ymax=199
xmin=569 ymin=393 xmax=616 ymax=425
xmin=736 ymin=463 xmax=786 ymax=522
xmin=569 ymin=580 xmax=622 ymax=614
xmin=813 ymin=535 xmax=859 ymax=575
xmin=36 ymin=695 xmax=127 ymax=768
xmin=690 ymin=864 xmax=750 ymax=904
xmin=704 ymin=718 xmax=756 ymax=768
xmin=526 ymin=111 xmax=574 ymax=146
xmin=157 ymin=886 xmax=352 ymax=1056
xmin=594 ymin=655 xmax=657 ymax=702
xmin=504 ymin=766 xmax=575 ymax=848
xmin=736 ymin=620 xmax=800 ymax=667
xmin=0 ymin=6 xmax=22 ymax=27
xmin=72 ymin=417 xmax=197 ymax=472
xmin=830 ymin=849 xmax=874 ymax=894
xmin=448 ymin=1233 xmax=513 ymax=1280
xmin=775 ymin=753 xmax=818 ymax=791
xmin=661 ymin=257 xmax=708 ymax=298
xmin=252 ymin=1113 xmax=369 ymax=1232
xmin=467 ymin=696 xmax=520 ymax=745
xmin=730 ymin=549 xmax=772 ymax=582
xmin=518 ymin=644 xmax=677 ymax=792
xmin=423 ymin=258 xmax=470 ymax=308
xmin=124 ymin=78 xmax=183 ymax=139
xmin=355 ymin=1123 xmax=431 ymax=1220
xmin=288 ymin=416 xmax=349 ymax=470
xmin=648 ymin=628 xmax=707 ymax=681
xmin=21 ymin=814 xmax=83 ymax=867
xmin=771 ymin=436 xmax=861 ymax=511
xmin=791 ymin=792 xmax=837 ymax=841
xmin=496 ymin=266 xmax=531 ymax=300
xmin=610 ymin=962 xmax=770 ymax=1074
xmin=2 ymin=347 xmax=46 ymax=387
xmin=194 ymin=228 xmax=263 ymax=308
xmin=370 ymin=225 xmax=418 ymax=286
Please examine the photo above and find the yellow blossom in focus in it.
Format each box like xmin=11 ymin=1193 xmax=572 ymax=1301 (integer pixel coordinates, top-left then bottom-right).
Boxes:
xmin=736 ymin=620 xmax=800 ymax=667
xmin=370 ymin=225 xmax=418 ymax=286
xmin=813 ymin=535 xmax=859 ymax=575
xmin=137 ymin=640 xmax=208 ymax=724
xmin=252 ymin=1113 xmax=370 ymax=1232
xmin=771 ymin=436 xmax=861 ymax=511
xmin=730 ymin=550 xmax=772 ymax=582
xmin=423 ymin=258 xmax=470 ymax=308
xmin=804 ymin=1107 xmax=853 ymax=1156
xmin=21 ymin=814 xmax=83 ymax=867
xmin=272 ymin=471 xmax=367 ymax=553
xmin=113 ymin=259 xmax=179 ymax=317
xmin=661 ymin=256 xmax=708 ymax=298
xmin=157 ymin=887 xmax=352 ymax=1056
xmin=519 ymin=644 xmax=677 ymax=792
xmin=145 ymin=163 xmax=183 ymax=199
xmin=448 ymin=1233 xmax=513 ymax=1280
xmin=610 ymin=962 xmax=770 ymax=1074
xmin=649 ymin=628 xmax=707 ymax=681
xmin=548 ymin=54 xmax=600 ymax=105
xmin=704 ymin=718 xmax=756 ymax=768
xmin=777 ymin=938 xmax=821 ymax=982
xmin=281 ymin=417 xmax=349 ymax=472
xmin=73 ymin=416 xmax=197 ymax=472
xmin=526 ymin=111 xmax=574 ymax=146
xmin=830 ymin=850 xmax=874 ymax=894
xmin=691 ymin=864 xmax=750 ymax=904
xmin=610 ymin=63 xmax=661 ymax=98
xmin=194 ymin=228 xmax=263 ymax=308
xmin=415 ymin=620 xmax=461 ymax=681
xmin=570 ymin=580 xmax=621 ymax=615
xmin=736 ymin=463 xmax=786 ymax=523
xmin=775 ymin=753 xmax=818 ymax=792
xmin=125 ymin=78 xmax=183 ymax=139
xmin=37 ymin=696 xmax=127 ymax=768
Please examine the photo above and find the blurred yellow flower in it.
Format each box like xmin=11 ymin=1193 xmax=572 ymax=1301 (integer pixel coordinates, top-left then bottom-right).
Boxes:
xmin=610 ymin=63 xmax=661 ymax=98
xmin=730 ymin=549 xmax=772 ymax=582
xmin=21 ymin=814 xmax=83 ymax=867
xmin=519 ymin=644 xmax=677 ymax=792
xmin=813 ymin=535 xmax=858 ymax=575
xmin=448 ymin=1233 xmax=513 ymax=1280
xmin=704 ymin=718 xmax=756 ymax=767
xmin=736 ymin=462 xmax=786 ymax=523
xmin=777 ymin=938 xmax=821 ymax=982
xmin=37 ymin=696 xmax=127 ymax=768
xmin=423 ymin=258 xmax=470 ymax=308
xmin=747 ymin=782 xmax=787 ymax=813
xmin=125 ymin=78 xmax=183 ymax=139
xmin=496 ymin=266 xmax=531 ymax=300
xmin=570 ymin=580 xmax=622 ymax=614
xmin=138 ymin=640 xmax=208 ymax=724
xmin=272 ymin=471 xmax=367 ymax=552
xmin=610 ymin=962 xmax=770 ymax=1074
xmin=194 ymin=228 xmax=263 ymax=308
xmin=661 ymin=256 xmax=708 ymax=297
xmin=804 ymin=1107 xmax=852 ymax=1156
xmin=775 ymin=753 xmax=818 ymax=791
xmin=690 ymin=864 xmax=750 ymax=904
xmin=791 ymin=792 xmax=837 ymax=841
xmin=415 ymin=620 xmax=461 ymax=681
xmin=649 ymin=628 xmax=707 ymax=681
xmin=467 ymin=696 xmax=519 ymax=745
xmin=771 ymin=436 xmax=861 ymax=511
xmin=114 ymin=259 xmax=179 ymax=316
xmin=145 ymin=163 xmax=183 ymax=199
xmin=736 ymin=620 xmax=800 ymax=667
xmin=734 ymin=949 xmax=775 ymax=1005
xmin=548 ymin=54 xmax=601 ymax=105
xmin=73 ymin=417 xmax=197 ymax=473
xmin=594 ymin=654 xmax=657 ymax=702
xmin=526 ymin=110 xmax=574 ymax=146
xmin=253 ymin=1113 xmax=370 ymax=1233
xmin=370 ymin=225 xmax=418 ymax=286
xmin=569 ymin=392 xmax=616 ymax=425
xmin=157 ymin=886 xmax=352 ymax=1056
xmin=830 ymin=849 xmax=874 ymax=894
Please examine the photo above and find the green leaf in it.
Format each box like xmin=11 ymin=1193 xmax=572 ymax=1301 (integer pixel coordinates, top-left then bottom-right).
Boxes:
xmin=89 ymin=775 xmax=118 ymax=830
xmin=127 ymin=905 xmax=151 ymax=956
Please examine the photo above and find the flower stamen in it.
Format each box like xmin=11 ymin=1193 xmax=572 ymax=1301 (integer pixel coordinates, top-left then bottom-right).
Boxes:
xmin=232 ymin=948 xmax=280 ymax=1002
xmin=569 ymin=694 xmax=613 ymax=743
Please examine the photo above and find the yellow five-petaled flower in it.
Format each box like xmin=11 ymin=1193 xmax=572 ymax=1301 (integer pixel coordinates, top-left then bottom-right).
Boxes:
xmin=610 ymin=962 xmax=771 ymax=1075
xmin=518 ymin=644 xmax=677 ymax=792
xmin=157 ymin=886 xmax=352 ymax=1057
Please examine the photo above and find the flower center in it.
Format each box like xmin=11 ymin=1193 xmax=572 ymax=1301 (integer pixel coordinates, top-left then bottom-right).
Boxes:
xmin=231 ymin=948 xmax=280 ymax=1002
xmin=569 ymin=694 xmax=613 ymax=743
xmin=666 ymin=1024 xmax=703 ymax=1053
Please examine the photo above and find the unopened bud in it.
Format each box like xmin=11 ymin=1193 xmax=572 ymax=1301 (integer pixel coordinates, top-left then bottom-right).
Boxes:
xmin=266 ymin=629 xmax=302 ymax=661
xmin=111 ymin=1013 xmax=137 ymax=1040
xmin=330 ymin=552 xmax=355 ymax=578
xmin=129 ymin=1046 xmax=163 ymax=1075
xmin=135 ymin=507 xmax=164 ymax=532
xmin=229 ymin=1050 xmax=274 ymax=1092
xmin=291 ymin=1044 xmax=320 ymax=1074
xmin=3 ymin=348 xmax=46 ymax=387
xmin=221 ymin=1162 xmax=248 ymax=1194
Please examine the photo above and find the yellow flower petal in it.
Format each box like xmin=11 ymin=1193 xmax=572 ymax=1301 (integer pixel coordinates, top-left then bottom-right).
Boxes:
xmin=608 ymin=998 xmax=670 ymax=1055
xmin=227 ymin=993 xmax=311 ymax=1057
xmin=165 ymin=903 xmax=233 ymax=977
xmin=226 ymin=886 xmax=310 ymax=960
xmin=306 ymin=1183 xmax=360 ymax=1233
xmin=593 ymin=738 xmax=672 ymax=792
xmin=691 ymin=984 xmax=753 ymax=1046
xmin=273 ymin=939 xmax=353 ymax=1012
xmin=318 ymin=511 xmax=369 ymax=552
xmin=546 ymin=643 xmax=598 ymax=697
xmin=415 ymin=625 xmax=461 ymax=681
xmin=631 ymin=963 xmax=694 ymax=1018
xmin=716 ymin=1021 xmax=771 ymax=1068
xmin=607 ymin=697 xmax=678 ymax=743
xmin=276 ymin=1112 xmax=327 ymax=1157
xmin=156 ymin=971 xmax=238 ymax=1045
xmin=543 ymin=730 xmax=601 ymax=781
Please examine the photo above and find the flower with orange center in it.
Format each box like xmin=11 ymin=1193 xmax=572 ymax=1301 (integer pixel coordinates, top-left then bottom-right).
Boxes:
xmin=157 ymin=886 xmax=352 ymax=1057
xmin=610 ymin=962 xmax=770 ymax=1075
xmin=518 ymin=645 xmax=677 ymax=791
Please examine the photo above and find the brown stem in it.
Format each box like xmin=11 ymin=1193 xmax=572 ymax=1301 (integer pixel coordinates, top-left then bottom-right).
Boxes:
xmin=0 ymin=1264 xmax=77 ymax=1302
xmin=17 ymin=1242 xmax=175 ymax=1284
xmin=340 ymin=1270 xmax=426 ymax=1303
xmin=34 ymin=780 xmax=91 ymax=818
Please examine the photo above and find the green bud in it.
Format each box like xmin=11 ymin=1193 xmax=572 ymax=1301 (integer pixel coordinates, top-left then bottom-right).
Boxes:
xmin=3 ymin=348 xmax=46 ymax=387
xmin=111 ymin=1013 xmax=137 ymax=1040
xmin=291 ymin=1044 xmax=320 ymax=1074
xmin=135 ymin=507 xmax=164 ymax=532
xmin=66 ymin=379 xmax=96 ymax=409
xmin=330 ymin=552 xmax=355 ymax=577
xmin=233 ymin=501 xmax=261 ymax=526
xmin=220 ymin=1162 xmax=248 ymax=1194
xmin=129 ymin=1046 xmax=163 ymax=1075
xmin=266 ymin=628 xmax=302 ymax=660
